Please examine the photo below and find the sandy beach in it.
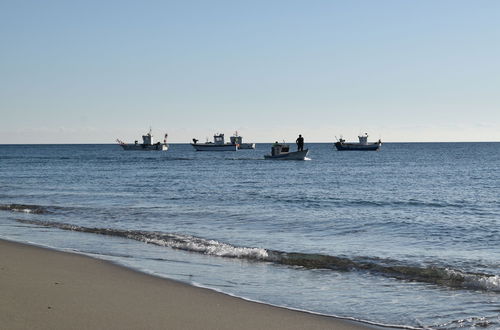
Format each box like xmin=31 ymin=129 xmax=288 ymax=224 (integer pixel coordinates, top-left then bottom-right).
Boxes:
xmin=0 ymin=239 xmax=376 ymax=330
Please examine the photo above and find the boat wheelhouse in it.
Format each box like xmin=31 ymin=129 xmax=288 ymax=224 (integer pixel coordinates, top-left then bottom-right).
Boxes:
xmin=230 ymin=132 xmax=255 ymax=150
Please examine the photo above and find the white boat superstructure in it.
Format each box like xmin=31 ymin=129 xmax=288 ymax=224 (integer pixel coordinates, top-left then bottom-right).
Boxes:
xmin=230 ymin=132 xmax=255 ymax=150
xmin=117 ymin=129 xmax=168 ymax=151
xmin=264 ymin=142 xmax=309 ymax=160
xmin=191 ymin=134 xmax=238 ymax=151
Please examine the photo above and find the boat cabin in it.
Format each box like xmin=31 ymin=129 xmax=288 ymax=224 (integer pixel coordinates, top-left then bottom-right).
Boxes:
xmin=230 ymin=135 xmax=242 ymax=145
xmin=271 ymin=143 xmax=290 ymax=156
xmin=142 ymin=132 xmax=153 ymax=145
xmin=358 ymin=133 xmax=368 ymax=145
xmin=213 ymin=134 xmax=225 ymax=145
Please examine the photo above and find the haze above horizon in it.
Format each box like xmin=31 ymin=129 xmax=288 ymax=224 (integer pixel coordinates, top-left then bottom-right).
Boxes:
xmin=1 ymin=0 xmax=499 ymax=143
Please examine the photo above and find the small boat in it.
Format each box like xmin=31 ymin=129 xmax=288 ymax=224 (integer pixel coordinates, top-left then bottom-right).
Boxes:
xmin=334 ymin=133 xmax=381 ymax=151
xmin=191 ymin=133 xmax=238 ymax=151
xmin=264 ymin=142 xmax=309 ymax=160
xmin=117 ymin=129 xmax=168 ymax=151
xmin=230 ymin=131 xmax=255 ymax=150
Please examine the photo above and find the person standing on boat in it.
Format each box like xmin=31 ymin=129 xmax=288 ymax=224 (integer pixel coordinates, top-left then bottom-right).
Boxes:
xmin=296 ymin=134 xmax=304 ymax=151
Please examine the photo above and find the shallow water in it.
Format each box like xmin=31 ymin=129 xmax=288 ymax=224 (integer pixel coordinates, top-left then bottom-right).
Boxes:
xmin=1 ymin=143 xmax=499 ymax=329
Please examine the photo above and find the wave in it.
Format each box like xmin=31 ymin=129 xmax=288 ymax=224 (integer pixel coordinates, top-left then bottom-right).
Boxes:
xmin=13 ymin=218 xmax=500 ymax=293
xmin=163 ymin=157 xmax=195 ymax=161
xmin=256 ymin=195 xmax=476 ymax=210
xmin=0 ymin=204 xmax=52 ymax=214
xmin=3 ymin=198 xmax=484 ymax=217
xmin=333 ymin=198 xmax=479 ymax=209
xmin=13 ymin=218 xmax=267 ymax=259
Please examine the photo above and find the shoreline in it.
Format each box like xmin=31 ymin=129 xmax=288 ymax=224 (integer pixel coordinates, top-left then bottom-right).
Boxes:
xmin=0 ymin=238 xmax=381 ymax=330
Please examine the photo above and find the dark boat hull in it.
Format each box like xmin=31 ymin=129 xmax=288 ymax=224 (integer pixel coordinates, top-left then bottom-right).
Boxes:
xmin=191 ymin=143 xmax=238 ymax=151
xmin=120 ymin=143 xmax=168 ymax=151
xmin=264 ymin=149 xmax=309 ymax=160
xmin=334 ymin=142 xmax=381 ymax=151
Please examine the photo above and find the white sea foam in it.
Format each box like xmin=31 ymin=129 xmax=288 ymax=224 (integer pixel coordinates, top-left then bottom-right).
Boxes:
xmin=4 ymin=206 xmax=33 ymax=213
xmin=445 ymin=268 xmax=500 ymax=292
xmin=0 ymin=204 xmax=49 ymax=214
xmin=466 ymin=274 xmax=500 ymax=292
xmin=141 ymin=235 xmax=269 ymax=259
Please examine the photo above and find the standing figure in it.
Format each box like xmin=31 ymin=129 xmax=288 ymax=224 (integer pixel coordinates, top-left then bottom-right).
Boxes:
xmin=296 ymin=134 xmax=304 ymax=151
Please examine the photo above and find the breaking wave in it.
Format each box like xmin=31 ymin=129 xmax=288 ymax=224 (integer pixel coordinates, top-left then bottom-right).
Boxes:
xmin=13 ymin=218 xmax=500 ymax=293
xmin=14 ymin=218 xmax=268 ymax=260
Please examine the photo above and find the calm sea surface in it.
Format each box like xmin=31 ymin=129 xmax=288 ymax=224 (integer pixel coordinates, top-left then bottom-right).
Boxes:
xmin=1 ymin=143 xmax=499 ymax=329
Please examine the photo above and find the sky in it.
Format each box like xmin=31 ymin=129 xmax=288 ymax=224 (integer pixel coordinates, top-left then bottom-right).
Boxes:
xmin=1 ymin=0 xmax=499 ymax=143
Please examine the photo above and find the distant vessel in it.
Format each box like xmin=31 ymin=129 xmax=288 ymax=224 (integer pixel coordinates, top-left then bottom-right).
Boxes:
xmin=116 ymin=129 xmax=168 ymax=151
xmin=230 ymin=131 xmax=255 ymax=150
xmin=264 ymin=142 xmax=309 ymax=160
xmin=334 ymin=133 xmax=381 ymax=151
xmin=191 ymin=133 xmax=238 ymax=151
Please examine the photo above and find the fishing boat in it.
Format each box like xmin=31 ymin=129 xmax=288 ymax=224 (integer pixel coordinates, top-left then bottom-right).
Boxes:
xmin=334 ymin=133 xmax=381 ymax=151
xmin=191 ymin=133 xmax=238 ymax=151
xmin=230 ymin=131 xmax=255 ymax=149
xmin=264 ymin=142 xmax=309 ymax=160
xmin=116 ymin=129 xmax=168 ymax=151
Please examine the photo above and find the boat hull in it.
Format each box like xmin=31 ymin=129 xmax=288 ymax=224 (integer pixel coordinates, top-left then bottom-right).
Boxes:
xmin=334 ymin=142 xmax=381 ymax=151
xmin=264 ymin=149 xmax=309 ymax=160
xmin=191 ymin=144 xmax=238 ymax=151
xmin=120 ymin=144 xmax=168 ymax=151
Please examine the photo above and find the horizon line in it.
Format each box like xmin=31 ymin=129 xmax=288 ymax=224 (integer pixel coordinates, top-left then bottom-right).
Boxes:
xmin=1 ymin=141 xmax=499 ymax=145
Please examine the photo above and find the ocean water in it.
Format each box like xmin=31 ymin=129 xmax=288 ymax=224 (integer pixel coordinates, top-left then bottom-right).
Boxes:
xmin=0 ymin=142 xmax=499 ymax=329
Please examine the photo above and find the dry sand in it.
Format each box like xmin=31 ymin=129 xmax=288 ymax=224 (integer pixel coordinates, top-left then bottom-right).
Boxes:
xmin=0 ymin=239 xmax=378 ymax=330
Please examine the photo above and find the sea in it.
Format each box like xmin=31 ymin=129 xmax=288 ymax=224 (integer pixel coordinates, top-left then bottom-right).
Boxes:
xmin=0 ymin=142 xmax=499 ymax=329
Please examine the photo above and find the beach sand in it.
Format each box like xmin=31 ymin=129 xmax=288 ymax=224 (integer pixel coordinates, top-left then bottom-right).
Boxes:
xmin=0 ymin=239 xmax=377 ymax=330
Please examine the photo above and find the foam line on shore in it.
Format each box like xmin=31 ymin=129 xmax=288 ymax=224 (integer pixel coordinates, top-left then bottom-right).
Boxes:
xmin=13 ymin=217 xmax=500 ymax=292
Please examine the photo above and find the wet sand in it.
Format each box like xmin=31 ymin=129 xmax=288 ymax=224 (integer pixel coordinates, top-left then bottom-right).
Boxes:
xmin=0 ymin=239 xmax=378 ymax=330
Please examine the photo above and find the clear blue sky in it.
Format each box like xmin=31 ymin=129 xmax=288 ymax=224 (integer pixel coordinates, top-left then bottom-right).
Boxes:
xmin=1 ymin=0 xmax=499 ymax=143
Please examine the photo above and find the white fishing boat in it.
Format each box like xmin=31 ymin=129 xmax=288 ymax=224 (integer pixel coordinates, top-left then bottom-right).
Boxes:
xmin=116 ymin=129 xmax=168 ymax=151
xmin=264 ymin=142 xmax=309 ymax=160
xmin=334 ymin=133 xmax=382 ymax=151
xmin=230 ymin=132 xmax=255 ymax=150
xmin=191 ymin=133 xmax=238 ymax=151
